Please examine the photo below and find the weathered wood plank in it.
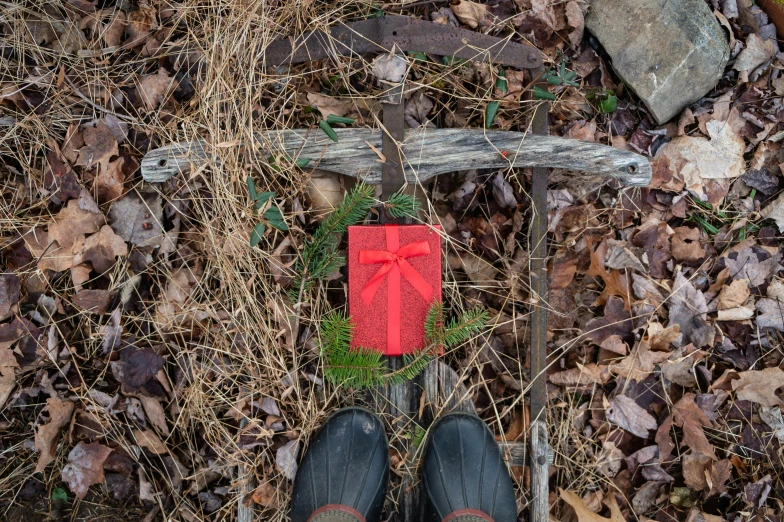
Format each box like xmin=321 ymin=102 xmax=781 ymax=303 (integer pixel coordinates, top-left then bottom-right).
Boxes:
xmin=530 ymin=419 xmax=552 ymax=522
xmin=141 ymin=128 xmax=652 ymax=186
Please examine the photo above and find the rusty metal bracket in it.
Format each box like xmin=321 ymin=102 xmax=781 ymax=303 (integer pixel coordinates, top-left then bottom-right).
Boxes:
xmin=264 ymin=14 xmax=543 ymax=70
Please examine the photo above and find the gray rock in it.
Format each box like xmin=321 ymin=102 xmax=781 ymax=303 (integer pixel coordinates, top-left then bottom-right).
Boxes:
xmin=585 ymin=0 xmax=730 ymax=124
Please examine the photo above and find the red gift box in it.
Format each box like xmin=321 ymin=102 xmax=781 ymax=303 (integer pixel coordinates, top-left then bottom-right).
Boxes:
xmin=348 ymin=224 xmax=442 ymax=356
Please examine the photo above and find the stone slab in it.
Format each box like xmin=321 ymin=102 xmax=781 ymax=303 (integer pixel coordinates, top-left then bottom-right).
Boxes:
xmin=586 ymin=0 xmax=730 ymax=124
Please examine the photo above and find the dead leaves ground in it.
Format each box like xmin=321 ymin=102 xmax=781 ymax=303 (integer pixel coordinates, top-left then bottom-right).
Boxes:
xmin=2 ymin=0 xmax=784 ymax=521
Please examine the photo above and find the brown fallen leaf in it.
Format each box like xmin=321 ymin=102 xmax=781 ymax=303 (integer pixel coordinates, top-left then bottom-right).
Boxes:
xmin=450 ymin=0 xmax=489 ymax=29
xmin=565 ymin=0 xmax=584 ymax=47
xmin=648 ymin=322 xmax=680 ymax=351
xmin=599 ymin=335 xmax=628 ymax=355
xmin=669 ymin=272 xmax=713 ymax=348
xmin=34 ymin=397 xmax=75 ymax=472
xmin=448 ymin=253 xmax=500 ymax=284
xmin=276 ymin=439 xmax=299 ymax=481
xmin=606 ymin=395 xmax=657 ymax=438
xmin=651 ymin=118 xmax=745 ymax=204
xmin=48 ymin=199 xmax=105 ymax=254
xmin=0 ymin=342 xmax=19 ymax=409
xmin=585 ymin=297 xmax=634 ymax=345
xmin=673 ymin=393 xmax=716 ymax=459
xmin=716 ymin=305 xmax=754 ymax=322
xmin=605 ymin=239 xmax=646 ymax=273
xmin=138 ymin=69 xmax=176 ymax=111
xmin=306 ymin=92 xmax=354 ymax=120
xmin=74 ymin=121 xmax=118 ymax=173
xmin=72 ymin=289 xmax=112 ymax=314
xmin=76 ymin=225 xmax=128 ymax=273
xmin=708 ymin=459 xmax=732 ymax=498
xmin=661 ymin=346 xmax=706 ymax=387
xmin=0 ymin=274 xmax=20 ymax=322
xmin=632 ymin=273 xmax=665 ymax=307
xmin=133 ymin=429 xmax=167 ymax=454
xmin=756 ymin=297 xmax=784 ymax=331
xmin=683 ymin=452 xmax=713 ymax=491
xmin=372 ymin=54 xmax=408 ymax=84
xmin=156 ymin=265 xmax=202 ymax=325
xmin=586 ymin=237 xmax=631 ymax=309
xmin=656 ymin=416 xmax=676 ymax=463
xmin=116 ymin=345 xmax=164 ymax=389
xmin=718 ymin=278 xmax=751 ymax=310
xmin=723 ymin=244 xmax=779 ymax=288
xmin=560 ymin=488 xmax=625 ymax=522
xmin=306 ymin=171 xmax=344 ymax=219
xmin=549 ymin=363 xmax=611 ymax=388
xmin=550 ymin=251 xmax=578 ymax=290
xmin=731 ymin=367 xmax=784 ymax=407
xmin=733 ymin=33 xmax=776 ymax=79
xmin=671 ymin=226 xmax=707 ymax=263
xmin=138 ymin=394 xmax=170 ymax=436
xmin=61 ymin=441 xmax=113 ymax=499
xmin=609 ymin=335 xmax=671 ymax=381
xmin=109 ymin=190 xmax=165 ymax=247
xmin=251 ymin=481 xmax=278 ymax=508
xmin=94 ymin=157 xmax=126 ymax=203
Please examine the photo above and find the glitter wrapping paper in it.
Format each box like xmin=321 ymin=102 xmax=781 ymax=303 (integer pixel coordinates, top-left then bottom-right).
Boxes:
xmin=348 ymin=224 xmax=442 ymax=356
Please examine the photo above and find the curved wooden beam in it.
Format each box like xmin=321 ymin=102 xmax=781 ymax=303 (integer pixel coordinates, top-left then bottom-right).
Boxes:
xmin=141 ymin=128 xmax=652 ymax=187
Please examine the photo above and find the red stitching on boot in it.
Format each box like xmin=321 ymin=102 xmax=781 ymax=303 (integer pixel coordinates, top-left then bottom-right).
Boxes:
xmin=307 ymin=504 xmax=366 ymax=522
xmin=442 ymin=508 xmax=494 ymax=522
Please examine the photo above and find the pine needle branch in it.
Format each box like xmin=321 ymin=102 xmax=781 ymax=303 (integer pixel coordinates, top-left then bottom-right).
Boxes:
xmin=292 ymin=183 xmax=374 ymax=295
xmin=425 ymin=301 xmax=488 ymax=348
xmin=384 ymin=193 xmax=419 ymax=219
xmin=319 ymin=310 xmax=434 ymax=389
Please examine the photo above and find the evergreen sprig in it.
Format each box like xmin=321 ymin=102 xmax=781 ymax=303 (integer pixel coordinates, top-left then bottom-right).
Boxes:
xmin=320 ymin=303 xmax=488 ymax=390
xmin=384 ymin=193 xmax=419 ymax=220
xmin=292 ymin=183 xmax=375 ymax=295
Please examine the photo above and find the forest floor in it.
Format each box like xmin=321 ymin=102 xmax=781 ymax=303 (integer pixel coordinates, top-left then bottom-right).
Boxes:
xmin=2 ymin=0 xmax=784 ymax=521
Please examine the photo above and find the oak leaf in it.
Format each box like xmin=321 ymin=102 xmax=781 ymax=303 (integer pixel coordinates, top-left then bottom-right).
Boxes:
xmin=560 ymin=488 xmax=625 ymax=522
xmin=94 ymin=157 xmax=125 ymax=203
xmin=34 ymin=397 xmax=75 ymax=472
xmin=74 ymin=122 xmax=118 ymax=173
xmin=586 ymin=237 xmax=631 ymax=309
xmin=77 ymin=225 xmax=128 ymax=273
xmin=731 ymin=367 xmax=784 ymax=407
xmin=673 ymin=393 xmax=716 ymax=459
xmin=48 ymin=199 xmax=105 ymax=253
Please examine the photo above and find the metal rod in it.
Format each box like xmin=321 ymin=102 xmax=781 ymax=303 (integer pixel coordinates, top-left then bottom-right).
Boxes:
xmin=528 ymin=66 xmax=551 ymax=522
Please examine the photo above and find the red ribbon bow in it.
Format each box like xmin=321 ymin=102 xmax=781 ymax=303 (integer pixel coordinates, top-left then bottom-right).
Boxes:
xmin=359 ymin=224 xmax=433 ymax=355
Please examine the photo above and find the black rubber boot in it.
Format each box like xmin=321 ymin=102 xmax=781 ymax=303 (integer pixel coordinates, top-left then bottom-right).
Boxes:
xmin=290 ymin=407 xmax=389 ymax=522
xmin=421 ymin=413 xmax=518 ymax=522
